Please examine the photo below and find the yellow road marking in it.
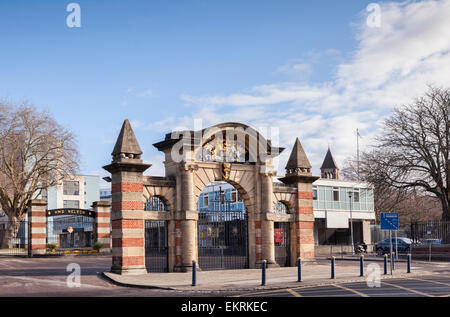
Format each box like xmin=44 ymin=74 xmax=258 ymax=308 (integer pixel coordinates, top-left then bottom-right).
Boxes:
xmin=331 ymin=284 xmax=369 ymax=297
xmin=231 ymin=288 xmax=293 ymax=297
xmin=381 ymin=281 xmax=432 ymax=297
xmin=405 ymin=277 xmax=450 ymax=287
xmin=286 ymin=288 xmax=302 ymax=297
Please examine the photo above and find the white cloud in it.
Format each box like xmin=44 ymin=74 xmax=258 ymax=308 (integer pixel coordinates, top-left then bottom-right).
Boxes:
xmin=150 ymin=0 xmax=450 ymax=177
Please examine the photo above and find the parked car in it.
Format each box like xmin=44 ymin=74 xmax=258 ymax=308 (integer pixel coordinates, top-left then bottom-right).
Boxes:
xmin=419 ymin=238 xmax=442 ymax=245
xmin=375 ymin=237 xmax=413 ymax=255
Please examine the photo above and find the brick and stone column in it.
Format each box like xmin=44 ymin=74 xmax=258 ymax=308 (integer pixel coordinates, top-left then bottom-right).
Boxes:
xmin=260 ymin=171 xmax=278 ymax=267
xmin=28 ymin=199 xmax=47 ymax=256
xmin=93 ymin=201 xmax=111 ymax=252
xmin=175 ymin=163 xmax=198 ymax=272
xmin=103 ymin=119 xmax=150 ymax=275
xmin=295 ymin=183 xmax=315 ymax=259
xmin=109 ymin=170 xmax=148 ymax=275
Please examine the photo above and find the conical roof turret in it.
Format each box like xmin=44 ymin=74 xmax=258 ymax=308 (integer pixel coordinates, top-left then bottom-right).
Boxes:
xmin=285 ymin=137 xmax=312 ymax=172
xmin=111 ymin=119 xmax=143 ymax=162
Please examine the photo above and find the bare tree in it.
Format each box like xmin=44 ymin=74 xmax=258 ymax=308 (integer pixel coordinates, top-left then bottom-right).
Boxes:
xmin=342 ymin=153 xmax=410 ymax=222
xmin=0 ymin=102 xmax=79 ymax=248
xmin=346 ymin=86 xmax=450 ymax=221
xmin=343 ymin=152 xmax=442 ymax=227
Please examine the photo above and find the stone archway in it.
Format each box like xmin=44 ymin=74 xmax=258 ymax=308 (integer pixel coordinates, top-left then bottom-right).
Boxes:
xmin=104 ymin=120 xmax=318 ymax=275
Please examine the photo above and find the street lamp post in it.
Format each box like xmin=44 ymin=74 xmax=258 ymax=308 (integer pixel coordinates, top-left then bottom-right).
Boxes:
xmin=348 ymin=191 xmax=354 ymax=256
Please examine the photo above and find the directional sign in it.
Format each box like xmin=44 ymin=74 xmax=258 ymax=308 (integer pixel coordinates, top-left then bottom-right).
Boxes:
xmin=380 ymin=213 xmax=399 ymax=230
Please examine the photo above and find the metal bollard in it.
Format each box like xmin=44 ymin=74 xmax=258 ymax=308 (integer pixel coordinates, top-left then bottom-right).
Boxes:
xmin=360 ymin=255 xmax=364 ymax=277
xmin=297 ymin=258 xmax=302 ymax=282
xmin=384 ymin=254 xmax=388 ymax=275
xmin=392 ymin=252 xmax=395 ymax=270
xmin=331 ymin=256 xmax=335 ymax=279
xmin=261 ymin=260 xmax=267 ymax=286
xmin=192 ymin=260 xmax=197 ymax=286
xmin=407 ymin=253 xmax=411 ymax=273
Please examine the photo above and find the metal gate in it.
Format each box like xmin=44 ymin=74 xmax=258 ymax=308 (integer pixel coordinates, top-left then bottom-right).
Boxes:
xmin=198 ymin=207 xmax=248 ymax=271
xmin=145 ymin=220 xmax=168 ymax=272
xmin=0 ymin=220 xmax=28 ymax=256
xmin=274 ymin=222 xmax=291 ymax=267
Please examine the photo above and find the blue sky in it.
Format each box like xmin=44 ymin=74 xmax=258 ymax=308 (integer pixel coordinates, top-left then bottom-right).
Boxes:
xmin=1 ymin=0 xmax=449 ymax=186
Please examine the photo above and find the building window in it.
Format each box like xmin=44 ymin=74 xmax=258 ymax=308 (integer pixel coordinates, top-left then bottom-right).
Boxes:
xmin=145 ymin=196 xmax=166 ymax=212
xmin=63 ymin=200 xmax=80 ymax=209
xmin=204 ymin=196 xmax=209 ymax=207
xmin=313 ymin=187 xmax=318 ymax=200
xmin=333 ymin=187 xmax=339 ymax=201
xmin=274 ymin=201 xmax=290 ymax=214
xmin=353 ymin=189 xmax=360 ymax=202
xmin=231 ymin=191 xmax=237 ymax=202
xmin=63 ymin=181 xmax=79 ymax=196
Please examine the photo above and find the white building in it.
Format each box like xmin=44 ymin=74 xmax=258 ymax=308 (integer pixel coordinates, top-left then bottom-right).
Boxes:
xmin=44 ymin=175 xmax=100 ymax=210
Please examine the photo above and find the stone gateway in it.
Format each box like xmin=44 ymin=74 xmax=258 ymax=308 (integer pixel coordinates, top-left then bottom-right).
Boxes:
xmin=104 ymin=120 xmax=318 ymax=274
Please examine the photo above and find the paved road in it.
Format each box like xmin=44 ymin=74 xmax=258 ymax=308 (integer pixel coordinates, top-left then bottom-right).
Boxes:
xmin=0 ymin=255 xmax=232 ymax=297
xmin=236 ymin=274 xmax=450 ymax=297
xmin=1 ymin=255 xmax=450 ymax=297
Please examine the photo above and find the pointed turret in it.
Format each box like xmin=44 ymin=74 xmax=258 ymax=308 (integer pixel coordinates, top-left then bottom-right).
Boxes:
xmin=103 ymin=119 xmax=151 ymax=174
xmin=279 ymin=137 xmax=318 ymax=184
xmin=285 ymin=137 xmax=312 ymax=174
xmin=111 ymin=119 xmax=143 ymax=163
xmin=320 ymin=146 xmax=339 ymax=179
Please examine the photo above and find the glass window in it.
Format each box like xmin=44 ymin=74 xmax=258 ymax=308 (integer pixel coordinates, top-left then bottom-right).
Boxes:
xmin=274 ymin=201 xmax=290 ymax=214
xmin=333 ymin=187 xmax=339 ymax=201
xmin=313 ymin=187 xmax=318 ymax=200
xmin=204 ymin=196 xmax=209 ymax=207
xmin=353 ymin=189 xmax=360 ymax=202
xmin=145 ymin=196 xmax=167 ymax=212
xmin=63 ymin=181 xmax=79 ymax=196
xmin=63 ymin=200 xmax=79 ymax=208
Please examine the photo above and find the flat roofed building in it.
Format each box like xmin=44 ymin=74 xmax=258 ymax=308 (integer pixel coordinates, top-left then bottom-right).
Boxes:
xmin=312 ymin=178 xmax=374 ymax=245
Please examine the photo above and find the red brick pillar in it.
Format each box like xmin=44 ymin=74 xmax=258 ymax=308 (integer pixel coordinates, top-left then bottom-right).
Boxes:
xmin=103 ymin=118 xmax=150 ymax=275
xmin=295 ymin=183 xmax=315 ymax=259
xmin=93 ymin=201 xmax=111 ymax=252
xmin=28 ymin=199 xmax=47 ymax=255
xmin=108 ymin=172 xmax=148 ymax=275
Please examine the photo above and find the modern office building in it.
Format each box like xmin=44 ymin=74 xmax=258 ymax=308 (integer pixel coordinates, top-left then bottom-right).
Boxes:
xmin=43 ymin=175 xmax=100 ymax=247
xmin=44 ymin=175 xmax=100 ymax=210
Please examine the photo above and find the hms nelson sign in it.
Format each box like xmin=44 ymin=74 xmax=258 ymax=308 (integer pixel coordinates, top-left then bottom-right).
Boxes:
xmin=46 ymin=209 xmax=95 ymax=218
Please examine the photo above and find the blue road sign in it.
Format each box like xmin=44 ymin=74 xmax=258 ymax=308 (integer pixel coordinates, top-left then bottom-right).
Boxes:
xmin=380 ymin=213 xmax=399 ymax=230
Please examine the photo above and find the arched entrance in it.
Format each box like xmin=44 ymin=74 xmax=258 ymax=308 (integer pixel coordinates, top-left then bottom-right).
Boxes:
xmin=104 ymin=120 xmax=318 ymax=275
xmin=197 ymin=181 xmax=248 ymax=270
xmin=144 ymin=196 xmax=169 ymax=272
xmin=273 ymin=201 xmax=291 ymax=267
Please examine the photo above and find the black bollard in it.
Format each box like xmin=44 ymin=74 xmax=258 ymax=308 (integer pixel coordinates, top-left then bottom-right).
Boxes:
xmin=192 ymin=260 xmax=196 ymax=286
xmin=297 ymin=258 xmax=302 ymax=282
xmin=262 ymin=260 xmax=267 ymax=286
xmin=360 ymin=255 xmax=364 ymax=277
xmin=407 ymin=253 xmax=411 ymax=273
xmin=331 ymin=256 xmax=335 ymax=279
xmin=384 ymin=254 xmax=388 ymax=275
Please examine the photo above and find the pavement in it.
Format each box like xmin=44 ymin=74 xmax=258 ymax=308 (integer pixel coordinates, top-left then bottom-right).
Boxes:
xmin=1 ymin=254 xmax=450 ymax=297
xmin=103 ymin=257 xmax=449 ymax=292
